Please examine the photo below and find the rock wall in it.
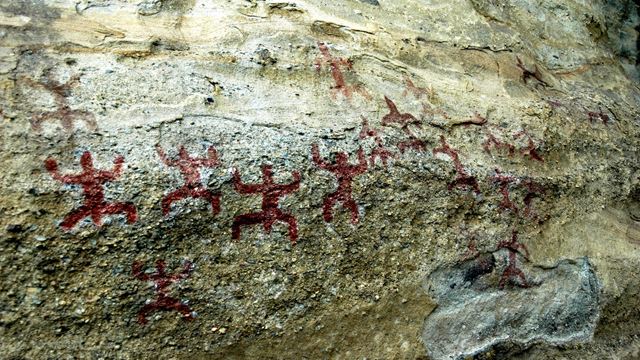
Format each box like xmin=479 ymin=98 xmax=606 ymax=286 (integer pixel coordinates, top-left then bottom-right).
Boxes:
xmin=0 ymin=0 xmax=639 ymax=358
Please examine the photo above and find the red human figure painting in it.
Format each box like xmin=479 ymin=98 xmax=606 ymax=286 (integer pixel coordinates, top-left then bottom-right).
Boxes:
xmin=522 ymin=179 xmax=544 ymax=219
xmin=587 ymin=109 xmax=610 ymax=125
xmin=496 ymin=231 xmax=530 ymax=289
xmin=381 ymin=96 xmax=426 ymax=152
xmin=44 ymin=151 xmax=137 ymax=230
xmin=359 ymin=116 xmax=395 ymax=167
xmin=315 ymin=42 xmax=370 ymax=100
xmin=132 ymin=259 xmax=194 ymax=325
xmin=311 ymin=143 xmax=368 ymax=224
xmin=492 ymin=169 xmax=519 ymax=214
xmin=23 ymin=72 xmax=97 ymax=132
xmin=231 ymin=165 xmax=301 ymax=244
xmin=156 ymin=145 xmax=221 ymax=216
xmin=432 ymin=136 xmax=481 ymax=194
xmin=483 ymin=128 xmax=516 ymax=157
xmin=156 ymin=145 xmax=220 ymax=216
xmin=513 ymin=130 xmax=544 ymax=162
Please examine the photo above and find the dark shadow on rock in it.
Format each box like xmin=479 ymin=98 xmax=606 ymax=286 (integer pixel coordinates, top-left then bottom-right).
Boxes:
xmin=422 ymin=256 xmax=601 ymax=360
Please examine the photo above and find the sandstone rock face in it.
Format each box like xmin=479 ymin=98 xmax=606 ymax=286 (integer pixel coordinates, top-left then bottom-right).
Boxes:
xmin=0 ymin=0 xmax=639 ymax=358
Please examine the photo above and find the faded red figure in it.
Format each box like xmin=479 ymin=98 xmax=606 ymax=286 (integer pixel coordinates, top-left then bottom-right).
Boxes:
xmin=513 ymin=130 xmax=544 ymax=162
xmin=44 ymin=151 xmax=137 ymax=230
xmin=23 ymin=72 xmax=97 ymax=132
xmin=156 ymin=145 xmax=221 ymax=216
xmin=381 ymin=96 xmax=426 ymax=152
xmin=497 ymin=231 xmax=530 ymax=289
xmin=492 ymin=169 xmax=519 ymax=214
xmin=483 ymin=128 xmax=516 ymax=157
xmin=232 ymin=165 xmax=301 ymax=244
xmin=587 ymin=109 xmax=610 ymax=125
xmin=311 ymin=143 xmax=367 ymax=224
xmin=132 ymin=259 xmax=194 ymax=325
xmin=402 ymin=77 xmax=432 ymax=99
xmin=359 ymin=116 xmax=395 ymax=167
xmin=315 ymin=42 xmax=370 ymax=100
xmin=432 ymin=136 xmax=481 ymax=194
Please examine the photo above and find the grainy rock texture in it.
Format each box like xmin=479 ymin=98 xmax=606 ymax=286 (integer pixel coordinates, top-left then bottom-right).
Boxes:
xmin=0 ymin=0 xmax=639 ymax=359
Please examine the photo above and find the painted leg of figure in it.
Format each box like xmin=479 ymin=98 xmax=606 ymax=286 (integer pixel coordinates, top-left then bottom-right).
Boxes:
xmin=322 ymin=192 xmax=339 ymax=222
xmin=137 ymin=302 xmax=158 ymax=325
xmin=232 ymin=212 xmax=266 ymax=240
xmin=343 ymin=197 xmax=359 ymax=224
xmin=162 ymin=187 xmax=189 ymax=215
xmin=190 ymin=187 xmax=221 ymax=215
xmin=60 ymin=206 xmax=91 ymax=230
xmin=101 ymin=202 xmax=138 ymax=224
xmin=277 ymin=212 xmax=298 ymax=244
xmin=171 ymin=301 xmax=194 ymax=320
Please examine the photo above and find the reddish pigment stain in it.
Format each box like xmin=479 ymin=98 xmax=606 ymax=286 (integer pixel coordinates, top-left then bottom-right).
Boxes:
xmin=156 ymin=145 xmax=221 ymax=216
xmin=492 ymin=169 xmax=519 ymax=214
xmin=44 ymin=151 xmax=137 ymax=230
xmin=231 ymin=165 xmax=300 ymax=244
xmin=359 ymin=116 xmax=395 ymax=167
xmin=402 ymin=77 xmax=431 ymax=99
xmin=312 ymin=143 xmax=368 ymax=224
xmin=432 ymin=136 xmax=481 ymax=194
xmin=522 ymin=179 xmax=544 ymax=219
xmin=483 ymin=129 xmax=516 ymax=157
xmin=455 ymin=112 xmax=487 ymax=127
xmin=496 ymin=231 xmax=530 ymax=289
xmin=315 ymin=42 xmax=370 ymax=100
xmin=587 ymin=109 xmax=610 ymax=125
xmin=24 ymin=73 xmax=97 ymax=132
xmin=513 ymin=130 xmax=544 ymax=162
xmin=132 ymin=259 xmax=194 ymax=325
xmin=516 ymin=56 xmax=548 ymax=87
xmin=381 ymin=96 xmax=426 ymax=152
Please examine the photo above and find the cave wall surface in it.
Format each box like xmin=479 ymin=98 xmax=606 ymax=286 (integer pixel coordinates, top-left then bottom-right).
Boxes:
xmin=1 ymin=0 xmax=640 ymax=359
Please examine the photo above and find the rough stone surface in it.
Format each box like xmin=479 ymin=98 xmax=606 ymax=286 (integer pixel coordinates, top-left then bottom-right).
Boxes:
xmin=423 ymin=257 xmax=601 ymax=359
xmin=0 ymin=0 xmax=639 ymax=358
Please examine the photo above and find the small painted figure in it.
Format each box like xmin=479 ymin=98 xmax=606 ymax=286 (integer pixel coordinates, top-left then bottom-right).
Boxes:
xmin=231 ymin=165 xmax=301 ymax=244
xmin=312 ymin=143 xmax=368 ymax=223
xmin=156 ymin=145 xmax=221 ymax=216
xmin=132 ymin=259 xmax=194 ymax=325
xmin=44 ymin=151 xmax=137 ymax=230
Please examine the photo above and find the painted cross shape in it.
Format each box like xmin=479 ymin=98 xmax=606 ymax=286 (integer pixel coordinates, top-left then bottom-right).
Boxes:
xmin=359 ymin=116 xmax=395 ymax=167
xmin=496 ymin=231 xmax=530 ymax=289
xmin=381 ymin=96 xmax=426 ymax=153
xmin=44 ymin=151 xmax=137 ymax=230
xmin=312 ymin=143 xmax=367 ymax=224
xmin=432 ymin=136 xmax=481 ymax=194
xmin=156 ymin=145 xmax=221 ymax=216
xmin=24 ymin=72 xmax=97 ymax=132
xmin=132 ymin=259 xmax=194 ymax=325
xmin=231 ymin=165 xmax=301 ymax=244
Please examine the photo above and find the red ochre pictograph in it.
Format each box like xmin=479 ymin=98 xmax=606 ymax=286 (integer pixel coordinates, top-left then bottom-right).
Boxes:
xmin=156 ymin=145 xmax=221 ymax=216
xmin=522 ymin=179 xmax=544 ymax=219
xmin=132 ymin=259 xmax=194 ymax=325
xmin=44 ymin=151 xmax=137 ymax=230
xmin=381 ymin=96 xmax=426 ymax=152
xmin=359 ymin=116 xmax=395 ymax=167
xmin=496 ymin=231 xmax=530 ymax=289
xmin=312 ymin=143 xmax=368 ymax=224
xmin=587 ymin=109 xmax=610 ymax=125
xmin=315 ymin=42 xmax=370 ymax=100
xmin=402 ymin=77 xmax=432 ymax=99
xmin=483 ymin=128 xmax=516 ymax=157
xmin=231 ymin=165 xmax=301 ymax=244
xmin=513 ymin=130 xmax=544 ymax=162
xmin=492 ymin=169 xmax=519 ymax=214
xmin=432 ymin=136 xmax=481 ymax=194
xmin=24 ymin=72 xmax=97 ymax=132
